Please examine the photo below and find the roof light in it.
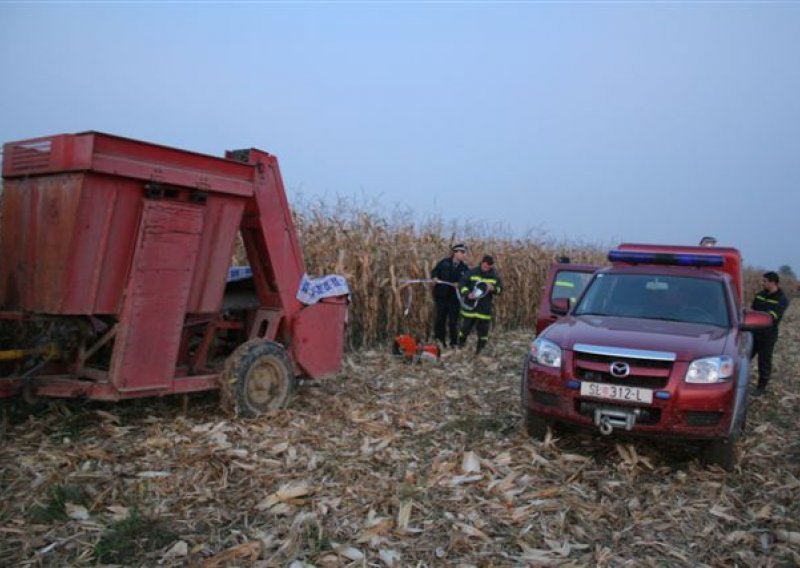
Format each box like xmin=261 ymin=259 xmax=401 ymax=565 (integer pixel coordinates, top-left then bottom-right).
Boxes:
xmin=608 ymin=250 xmax=724 ymax=267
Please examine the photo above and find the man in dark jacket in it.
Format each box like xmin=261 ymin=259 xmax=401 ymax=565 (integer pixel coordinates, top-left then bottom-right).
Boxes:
xmin=457 ymin=255 xmax=503 ymax=354
xmin=431 ymin=243 xmax=469 ymax=348
xmin=750 ymin=271 xmax=790 ymax=396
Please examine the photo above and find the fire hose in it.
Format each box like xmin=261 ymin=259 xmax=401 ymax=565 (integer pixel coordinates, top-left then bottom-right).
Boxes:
xmin=398 ymin=279 xmax=487 ymax=316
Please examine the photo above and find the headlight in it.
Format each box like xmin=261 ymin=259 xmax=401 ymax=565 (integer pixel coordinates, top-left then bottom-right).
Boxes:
xmin=685 ymin=356 xmax=734 ymax=384
xmin=530 ymin=338 xmax=562 ymax=368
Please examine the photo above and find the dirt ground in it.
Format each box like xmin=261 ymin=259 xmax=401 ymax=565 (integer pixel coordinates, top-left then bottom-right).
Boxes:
xmin=1 ymin=304 xmax=799 ymax=567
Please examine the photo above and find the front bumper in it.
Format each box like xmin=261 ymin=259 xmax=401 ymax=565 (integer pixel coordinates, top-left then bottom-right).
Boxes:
xmin=525 ymin=361 xmax=736 ymax=439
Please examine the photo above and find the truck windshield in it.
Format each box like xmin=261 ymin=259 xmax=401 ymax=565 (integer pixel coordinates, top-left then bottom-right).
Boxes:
xmin=574 ymin=273 xmax=730 ymax=327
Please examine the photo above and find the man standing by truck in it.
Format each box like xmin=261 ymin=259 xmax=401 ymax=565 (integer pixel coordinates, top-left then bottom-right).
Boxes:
xmin=431 ymin=243 xmax=469 ymax=348
xmin=457 ymin=255 xmax=503 ymax=354
xmin=751 ymin=271 xmax=790 ymax=396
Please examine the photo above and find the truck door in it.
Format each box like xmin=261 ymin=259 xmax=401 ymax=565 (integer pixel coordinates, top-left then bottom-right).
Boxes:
xmin=536 ymin=263 xmax=598 ymax=334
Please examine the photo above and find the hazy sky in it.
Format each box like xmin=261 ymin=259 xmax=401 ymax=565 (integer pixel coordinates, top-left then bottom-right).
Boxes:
xmin=1 ymin=2 xmax=798 ymax=274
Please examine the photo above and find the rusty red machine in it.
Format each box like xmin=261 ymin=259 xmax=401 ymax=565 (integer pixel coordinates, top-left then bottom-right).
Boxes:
xmin=0 ymin=132 xmax=348 ymax=416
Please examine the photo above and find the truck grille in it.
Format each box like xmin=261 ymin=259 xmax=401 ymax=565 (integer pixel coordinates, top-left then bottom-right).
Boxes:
xmin=577 ymin=352 xmax=672 ymax=369
xmin=573 ymin=346 xmax=673 ymax=390
xmin=576 ymin=367 xmax=669 ymax=389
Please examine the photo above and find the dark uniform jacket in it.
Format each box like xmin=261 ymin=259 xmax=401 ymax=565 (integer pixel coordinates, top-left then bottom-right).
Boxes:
xmin=751 ymin=288 xmax=790 ymax=333
xmin=431 ymin=256 xmax=469 ymax=301
xmin=459 ymin=267 xmax=503 ymax=318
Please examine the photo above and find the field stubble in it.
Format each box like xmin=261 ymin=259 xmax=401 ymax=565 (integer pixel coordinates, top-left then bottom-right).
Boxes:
xmin=1 ymin=302 xmax=798 ymax=566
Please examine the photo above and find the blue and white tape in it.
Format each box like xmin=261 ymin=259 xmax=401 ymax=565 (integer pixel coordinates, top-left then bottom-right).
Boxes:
xmin=297 ymin=273 xmax=351 ymax=305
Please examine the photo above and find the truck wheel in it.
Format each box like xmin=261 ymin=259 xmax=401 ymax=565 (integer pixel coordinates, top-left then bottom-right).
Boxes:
xmin=520 ymin=356 xmax=549 ymax=440
xmin=702 ymin=399 xmax=746 ymax=471
xmin=525 ymin=407 xmax=549 ymax=441
xmin=221 ymin=340 xmax=295 ymax=418
xmin=701 ymin=436 xmax=737 ymax=471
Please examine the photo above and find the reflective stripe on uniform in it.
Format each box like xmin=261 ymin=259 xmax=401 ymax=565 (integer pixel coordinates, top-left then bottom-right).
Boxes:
xmin=469 ymin=275 xmax=498 ymax=285
xmin=555 ymin=280 xmax=575 ymax=288
xmin=756 ymin=295 xmax=779 ymax=304
xmin=461 ymin=311 xmax=492 ymax=320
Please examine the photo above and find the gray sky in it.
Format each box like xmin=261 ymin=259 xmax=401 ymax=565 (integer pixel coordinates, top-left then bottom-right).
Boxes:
xmin=2 ymin=2 xmax=798 ymax=274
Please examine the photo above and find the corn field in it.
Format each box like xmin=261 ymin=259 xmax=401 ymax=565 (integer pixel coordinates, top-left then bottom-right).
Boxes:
xmin=285 ymin=199 xmax=603 ymax=348
xmin=225 ymin=200 xmax=658 ymax=347
xmin=284 ymin=198 xmax=788 ymax=349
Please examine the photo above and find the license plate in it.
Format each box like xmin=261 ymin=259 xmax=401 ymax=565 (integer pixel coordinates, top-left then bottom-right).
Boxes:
xmin=580 ymin=381 xmax=653 ymax=404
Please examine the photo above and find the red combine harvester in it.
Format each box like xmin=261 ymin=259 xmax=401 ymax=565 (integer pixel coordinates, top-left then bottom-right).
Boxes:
xmin=0 ymin=132 xmax=348 ymax=416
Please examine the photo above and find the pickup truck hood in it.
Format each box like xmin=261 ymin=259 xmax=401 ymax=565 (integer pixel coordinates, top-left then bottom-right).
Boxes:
xmin=542 ymin=315 xmax=732 ymax=361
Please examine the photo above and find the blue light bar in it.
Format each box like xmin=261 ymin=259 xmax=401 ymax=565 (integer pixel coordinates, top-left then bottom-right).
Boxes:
xmin=608 ymin=250 xmax=724 ymax=267
xmin=566 ymin=380 xmax=581 ymax=390
xmin=655 ymin=391 xmax=671 ymax=400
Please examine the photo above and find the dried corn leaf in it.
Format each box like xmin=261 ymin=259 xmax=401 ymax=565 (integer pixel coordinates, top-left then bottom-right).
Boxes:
xmin=201 ymin=540 xmax=261 ymax=567
xmin=453 ymin=522 xmax=492 ymax=542
xmin=396 ymin=500 xmax=412 ymax=531
xmin=461 ymin=451 xmax=481 ymax=473
xmin=775 ymin=530 xmax=800 ymax=545
xmin=65 ymin=503 xmax=88 ymax=521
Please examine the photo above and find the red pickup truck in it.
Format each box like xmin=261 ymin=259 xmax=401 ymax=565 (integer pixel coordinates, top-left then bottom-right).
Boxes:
xmin=522 ymin=244 xmax=773 ymax=470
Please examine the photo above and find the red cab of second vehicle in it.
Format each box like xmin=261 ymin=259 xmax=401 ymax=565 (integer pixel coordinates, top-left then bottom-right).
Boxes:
xmin=536 ymin=261 xmax=597 ymax=335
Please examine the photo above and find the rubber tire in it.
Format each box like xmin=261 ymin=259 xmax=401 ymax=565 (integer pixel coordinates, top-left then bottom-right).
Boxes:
xmin=221 ymin=340 xmax=294 ymax=418
xmin=702 ymin=394 xmax=746 ymax=471
xmin=701 ymin=436 xmax=737 ymax=472
xmin=520 ymin=355 xmax=549 ymax=440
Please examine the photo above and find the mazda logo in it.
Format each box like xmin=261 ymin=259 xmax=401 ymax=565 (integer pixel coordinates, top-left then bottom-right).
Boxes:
xmin=610 ymin=361 xmax=630 ymax=377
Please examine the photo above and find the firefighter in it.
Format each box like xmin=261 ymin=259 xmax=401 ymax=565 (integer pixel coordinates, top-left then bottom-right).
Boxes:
xmin=431 ymin=243 xmax=469 ymax=348
xmin=750 ymin=271 xmax=790 ymax=396
xmin=457 ymin=255 xmax=503 ymax=354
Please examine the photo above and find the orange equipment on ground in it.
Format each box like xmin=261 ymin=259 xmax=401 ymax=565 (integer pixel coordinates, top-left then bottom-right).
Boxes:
xmin=392 ymin=334 xmax=440 ymax=363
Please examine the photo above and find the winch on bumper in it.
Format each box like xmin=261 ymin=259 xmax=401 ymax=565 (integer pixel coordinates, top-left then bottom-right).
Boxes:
xmin=593 ymin=406 xmax=641 ymax=435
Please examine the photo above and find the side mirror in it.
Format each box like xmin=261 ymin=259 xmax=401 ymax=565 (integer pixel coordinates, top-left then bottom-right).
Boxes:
xmin=551 ymin=298 xmax=570 ymax=316
xmin=740 ymin=309 xmax=773 ymax=331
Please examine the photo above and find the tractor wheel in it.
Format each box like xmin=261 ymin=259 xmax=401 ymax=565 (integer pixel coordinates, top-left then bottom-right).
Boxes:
xmin=220 ymin=340 xmax=294 ymax=418
xmin=520 ymin=356 xmax=549 ymax=440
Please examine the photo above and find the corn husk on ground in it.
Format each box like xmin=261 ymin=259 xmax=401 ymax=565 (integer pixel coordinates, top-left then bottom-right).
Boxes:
xmin=1 ymin=300 xmax=798 ymax=566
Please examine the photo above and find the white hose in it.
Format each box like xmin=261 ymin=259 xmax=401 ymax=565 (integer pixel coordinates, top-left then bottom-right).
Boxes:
xmin=398 ymin=279 xmax=478 ymax=314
